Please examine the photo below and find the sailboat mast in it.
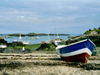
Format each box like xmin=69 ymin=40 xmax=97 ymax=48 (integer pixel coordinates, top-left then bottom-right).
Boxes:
xmin=57 ymin=32 xmax=59 ymax=38
xmin=48 ymin=30 xmax=50 ymax=40
xmin=19 ymin=33 xmax=22 ymax=40
xmin=54 ymin=24 xmax=56 ymax=40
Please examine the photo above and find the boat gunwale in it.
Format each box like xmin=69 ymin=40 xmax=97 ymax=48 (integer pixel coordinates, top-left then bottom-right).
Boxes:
xmin=56 ymin=39 xmax=96 ymax=50
xmin=59 ymin=48 xmax=92 ymax=57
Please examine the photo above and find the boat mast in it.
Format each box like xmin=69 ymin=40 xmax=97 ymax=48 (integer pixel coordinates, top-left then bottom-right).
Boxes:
xmin=57 ymin=31 xmax=59 ymax=39
xmin=48 ymin=30 xmax=50 ymax=40
xmin=19 ymin=33 xmax=22 ymax=40
xmin=54 ymin=24 xmax=56 ymax=40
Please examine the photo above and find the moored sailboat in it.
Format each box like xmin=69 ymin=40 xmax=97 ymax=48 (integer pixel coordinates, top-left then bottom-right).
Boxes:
xmin=23 ymin=35 xmax=30 ymax=45
xmin=46 ymin=30 xmax=51 ymax=43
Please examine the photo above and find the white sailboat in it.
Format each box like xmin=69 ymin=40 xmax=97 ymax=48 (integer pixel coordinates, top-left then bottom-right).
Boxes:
xmin=23 ymin=35 xmax=30 ymax=45
xmin=36 ymin=36 xmax=39 ymax=39
xmin=54 ymin=34 xmax=62 ymax=44
xmin=19 ymin=34 xmax=22 ymax=42
xmin=54 ymin=28 xmax=62 ymax=45
xmin=57 ymin=33 xmax=59 ymax=39
xmin=46 ymin=30 xmax=51 ymax=43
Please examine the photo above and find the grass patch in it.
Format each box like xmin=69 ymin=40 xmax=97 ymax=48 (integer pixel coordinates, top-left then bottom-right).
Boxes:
xmin=7 ymin=44 xmax=41 ymax=50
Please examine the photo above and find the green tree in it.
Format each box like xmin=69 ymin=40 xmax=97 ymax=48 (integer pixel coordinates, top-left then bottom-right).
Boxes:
xmin=84 ymin=30 xmax=90 ymax=34
xmin=89 ymin=29 xmax=91 ymax=31
xmin=93 ymin=28 xmax=97 ymax=31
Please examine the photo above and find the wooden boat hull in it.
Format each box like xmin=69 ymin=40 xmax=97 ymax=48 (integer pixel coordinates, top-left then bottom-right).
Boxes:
xmin=56 ymin=39 xmax=96 ymax=63
xmin=61 ymin=52 xmax=90 ymax=63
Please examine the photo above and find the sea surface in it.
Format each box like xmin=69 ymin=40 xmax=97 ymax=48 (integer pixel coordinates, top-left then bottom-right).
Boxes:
xmin=1 ymin=34 xmax=78 ymax=44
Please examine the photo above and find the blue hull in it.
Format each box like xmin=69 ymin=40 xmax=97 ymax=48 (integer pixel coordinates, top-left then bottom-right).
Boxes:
xmin=59 ymin=39 xmax=96 ymax=54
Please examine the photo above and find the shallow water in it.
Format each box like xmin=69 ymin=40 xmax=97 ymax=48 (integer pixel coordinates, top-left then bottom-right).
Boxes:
xmin=1 ymin=35 xmax=69 ymax=44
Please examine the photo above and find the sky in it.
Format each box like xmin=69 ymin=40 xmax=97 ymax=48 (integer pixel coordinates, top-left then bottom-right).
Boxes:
xmin=0 ymin=0 xmax=100 ymax=35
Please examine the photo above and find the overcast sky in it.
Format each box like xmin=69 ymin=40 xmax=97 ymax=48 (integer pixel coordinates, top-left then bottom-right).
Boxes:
xmin=0 ymin=0 xmax=100 ymax=35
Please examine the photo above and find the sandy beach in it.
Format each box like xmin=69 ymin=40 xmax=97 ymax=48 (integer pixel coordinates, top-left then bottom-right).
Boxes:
xmin=0 ymin=47 xmax=100 ymax=75
xmin=0 ymin=59 xmax=100 ymax=75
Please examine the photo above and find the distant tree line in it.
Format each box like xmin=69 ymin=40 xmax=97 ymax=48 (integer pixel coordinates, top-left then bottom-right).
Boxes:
xmin=9 ymin=33 xmax=69 ymax=36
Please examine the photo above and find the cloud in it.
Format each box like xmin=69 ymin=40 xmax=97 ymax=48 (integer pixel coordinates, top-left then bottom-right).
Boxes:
xmin=0 ymin=0 xmax=100 ymax=34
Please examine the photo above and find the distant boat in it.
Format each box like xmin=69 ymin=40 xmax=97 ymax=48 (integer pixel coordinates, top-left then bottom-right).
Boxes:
xmin=0 ymin=44 xmax=7 ymax=53
xmin=23 ymin=41 xmax=30 ymax=45
xmin=28 ymin=37 xmax=35 ymax=39
xmin=5 ymin=36 xmax=12 ymax=38
xmin=54 ymin=29 xmax=62 ymax=44
xmin=0 ymin=44 xmax=7 ymax=48
xmin=54 ymin=34 xmax=62 ymax=45
xmin=46 ymin=30 xmax=51 ymax=43
xmin=56 ymin=37 xmax=96 ymax=63
xmin=28 ymin=36 xmax=39 ymax=39
xmin=54 ymin=39 xmax=62 ymax=43
xmin=12 ymin=40 xmax=18 ymax=43
xmin=57 ymin=33 xmax=59 ymax=38
xmin=41 ymin=41 xmax=45 ymax=43
xmin=18 ymin=34 xmax=22 ymax=42
xmin=12 ymin=34 xmax=21 ymax=43
xmin=19 ymin=34 xmax=22 ymax=39
xmin=23 ymin=35 xmax=30 ymax=45
xmin=54 ymin=39 xmax=62 ymax=46
xmin=36 ymin=36 xmax=39 ymax=39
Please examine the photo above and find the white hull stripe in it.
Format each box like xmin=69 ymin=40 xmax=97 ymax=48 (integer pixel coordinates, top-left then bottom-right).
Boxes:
xmin=60 ymin=48 xmax=92 ymax=57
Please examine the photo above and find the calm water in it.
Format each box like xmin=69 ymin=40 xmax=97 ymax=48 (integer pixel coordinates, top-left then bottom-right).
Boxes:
xmin=1 ymin=35 xmax=78 ymax=44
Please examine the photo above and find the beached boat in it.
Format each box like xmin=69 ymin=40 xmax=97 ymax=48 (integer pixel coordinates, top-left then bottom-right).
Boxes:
xmin=0 ymin=44 xmax=7 ymax=48
xmin=56 ymin=37 xmax=96 ymax=63
xmin=54 ymin=39 xmax=62 ymax=43
xmin=23 ymin=41 xmax=30 ymax=45
xmin=0 ymin=44 xmax=7 ymax=53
